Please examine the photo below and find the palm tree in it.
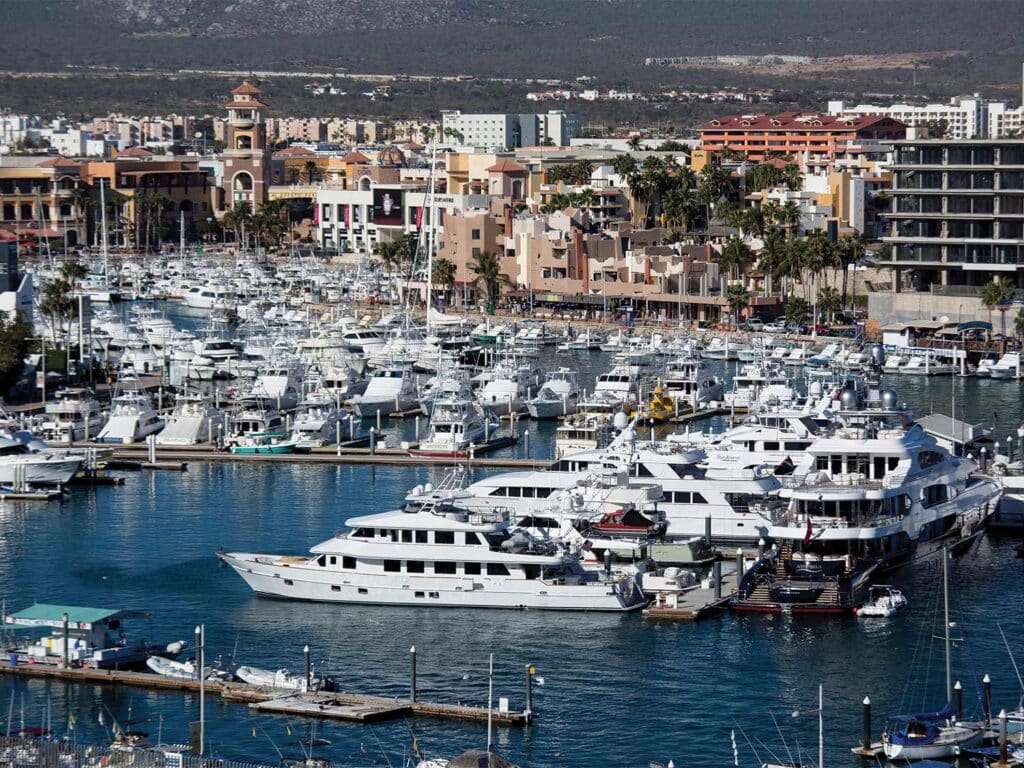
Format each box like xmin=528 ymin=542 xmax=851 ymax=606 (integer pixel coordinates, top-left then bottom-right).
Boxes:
xmin=222 ymin=201 xmax=253 ymax=246
xmin=38 ymin=277 xmax=73 ymax=343
xmin=817 ymin=285 xmax=841 ymax=323
xmin=60 ymin=260 xmax=88 ymax=292
xmin=471 ymin=250 xmax=511 ymax=312
xmin=626 ymin=136 xmax=642 ymax=151
xmin=431 ymin=257 xmax=457 ymax=306
xmin=725 ymin=284 xmax=750 ymax=329
xmin=980 ymin=277 xmax=1016 ymax=334
xmin=717 ymin=235 xmax=755 ymax=284
xmin=779 ymin=200 xmax=802 ymax=236
xmin=838 ymin=234 xmax=866 ymax=308
xmin=758 ymin=228 xmax=788 ymax=295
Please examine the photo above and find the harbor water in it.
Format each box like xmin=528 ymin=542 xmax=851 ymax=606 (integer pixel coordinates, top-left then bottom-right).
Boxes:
xmin=1 ymin=311 xmax=1023 ymax=766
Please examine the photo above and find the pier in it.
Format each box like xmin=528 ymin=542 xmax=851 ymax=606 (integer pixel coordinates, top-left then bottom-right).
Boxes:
xmin=0 ymin=662 xmax=530 ymax=727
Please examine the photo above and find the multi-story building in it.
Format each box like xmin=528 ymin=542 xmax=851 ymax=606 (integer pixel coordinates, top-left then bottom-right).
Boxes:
xmin=829 ymin=97 xmax=1024 ymax=140
xmin=0 ymin=156 xmax=87 ymax=245
xmin=698 ymin=111 xmax=906 ymax=162
xmin=873 ymin=139 xmax=1024 ymax=321
xmin=221 ymin=80 xmax=273 ymax=211
xmin=440 ymin=111 xmax=582 ymax=150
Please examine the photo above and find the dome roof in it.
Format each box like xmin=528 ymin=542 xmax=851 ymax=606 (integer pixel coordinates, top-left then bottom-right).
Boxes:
xmin=377 ymin=145 xmax=406 ymax=167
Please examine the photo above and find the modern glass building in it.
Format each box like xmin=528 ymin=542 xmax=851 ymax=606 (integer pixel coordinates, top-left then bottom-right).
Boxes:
xmin=883 ymin=140 xmax=1024 ymax=292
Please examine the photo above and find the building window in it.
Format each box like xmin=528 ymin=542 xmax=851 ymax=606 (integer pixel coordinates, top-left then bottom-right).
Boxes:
xmin=471 ymin=228 xmax=481 ymax=240
xmin=472 ymin=247 xmax=481 ymax=257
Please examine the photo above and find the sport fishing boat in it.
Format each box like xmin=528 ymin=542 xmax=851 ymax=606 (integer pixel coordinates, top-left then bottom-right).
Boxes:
xmin=96 ymin=389 xmax=164 ymax=445
xmin=229 ymin=432 xmax=300 ymax=455
xmin=661 ymin=357 xmax=723 ymax=406
xmin=156 ymin=392 xmax=226 ymax=446
xmin=0 ymin=431 xmax=83 ymax=486
xmin=39 ymin=388 xmax=106 ymax=443
xmin=219 ymin=472 xmax=647 ymax=611
xmin=291 ymin=393 xmax=348 ymax=449
xmin=526 ymin=368 xmax=580 ymax=419
xmin=350 ymin=364 xmax=420 ymax=418
xmin=410 ymin=396 xmax=497 ymax=459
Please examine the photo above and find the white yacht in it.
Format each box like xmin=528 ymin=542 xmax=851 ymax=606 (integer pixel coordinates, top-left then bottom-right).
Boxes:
xmin=701 ymin=336 xmax=743 ymax=360
xmin=248 ymin=363 xmax=304 ymax=411
xmin=291 ymin=393 xmax=348 ymax=449
xmin=410 ymin=396 xmax=496 ymax=458
xmin=734 ymin=405 xmax=1000 ymax=613
xmin=0 ymin=432 xmax=83 ymax=486
xmin=723 ymin=362 xmax=794 ymax=409
xmin=230 ymin=397 xmax=286 ymax=437
xmin=578 ymin=364 xmax=640 ymax=415
xmin=902 ymin=355 xmax=954 ymax=376
xmin=350 ymin=364 xmax=420 ymax=418
xmin=182 ymin=284 xmax=236 ymax=310
xmin=661 ymin=357 xmax=723 ymax=406
xmin=219 ymin=477 xmax=647 ymax=611
xmin=96 ymin=390 xmax=164 ymax=444
xmin=39 ymin=388 xmax=106 ymax=443
xmin=474 ymin=358 xmax=542 ymax=416
xmin=526 ymin=368 xmax=580 ymax=419
xmin=988 ymin=352 xmax=1023 ymax=379
xmin=156 ymin=392 xmax=226 ymax=446
xmin=555 ymin=415 xmax=614 ymax=458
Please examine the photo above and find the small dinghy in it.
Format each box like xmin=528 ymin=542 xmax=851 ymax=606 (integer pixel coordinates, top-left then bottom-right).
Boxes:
xmin=147 ymin=655 xmax=231 ymax=681
xmin=856 ymin=585 xmax=908 ymax=618
xmin=236 ymin=665 xmax=334 ymax=692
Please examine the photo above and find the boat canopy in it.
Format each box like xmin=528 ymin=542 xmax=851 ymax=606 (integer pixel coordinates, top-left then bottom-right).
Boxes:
xmin=5 ymin=603 xmax=147 ymax=631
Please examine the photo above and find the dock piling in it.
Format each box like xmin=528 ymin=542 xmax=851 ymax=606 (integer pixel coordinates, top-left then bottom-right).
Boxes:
xmin=524 ymin=664 xmax=533 ymax=723
xmin=524 ymin=430 xmax=530 ymax=459
xmin=713 ymin=561 xmax=722 ymax=599
xmin=376 ymin=409 xmax=382 ymax=433
xmin=304 ymin=645 xmax=311 ymax=691
xmin=62 ymin=612 xmax=69 ymax=669
xmin=735 ymin=548 xmax=743 ymax=590
xmin=147 ymin=434 xmax=156 ymax=464
xmin=998 ymin=709 xmax=1008 ymax=766
xmin=984 ymin=674 xmax=992 ymax=724
xmin=704 ymin=516 xmax=712 ymax=548
xmin=862 ymin=696 xmax=871 ymax=750
xmin=954 ymin=680 xmax=962 ymax=721
xmin=369 ymin=428 xmax=376 ymax=455
xmin=410 ymin=645 xmax=417 ymax=703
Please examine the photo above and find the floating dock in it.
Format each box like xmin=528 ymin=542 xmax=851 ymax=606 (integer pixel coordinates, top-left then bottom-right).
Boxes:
xmin=0 ymin=662 xmax=528 ymax=726
xmin=642 ymin=585 xmax=732 ymax=621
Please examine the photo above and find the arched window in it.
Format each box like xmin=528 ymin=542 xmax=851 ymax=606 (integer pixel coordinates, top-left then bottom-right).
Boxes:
xmin=236 ymin=135 xmax=252 ymax=150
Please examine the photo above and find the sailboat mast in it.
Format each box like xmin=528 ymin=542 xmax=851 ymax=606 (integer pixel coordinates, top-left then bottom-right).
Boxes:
xmin=425 ymin=141 xmax=438 ymax=328
xmin=943 ymin=545 xmax=953 ymax=704
xmin=486 ymin=653 xmax=494 ymax=756
xmin=99 ymin=178 xmax=109 ymax=280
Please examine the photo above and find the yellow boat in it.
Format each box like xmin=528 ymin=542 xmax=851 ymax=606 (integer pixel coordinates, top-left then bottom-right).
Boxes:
xmin=646 ymin=385 xmax=677 ymax=423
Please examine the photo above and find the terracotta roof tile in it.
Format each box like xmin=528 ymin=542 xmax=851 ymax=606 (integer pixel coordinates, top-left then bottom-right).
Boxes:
xmin=275 ymin=146 xmax=315 ymax=157
xmin=37 ymin=157 xmax=80 ymax=168
xmin=486 ymin=159 xmax=527 ymax=174
xmin=341 ymin=151 xmax=369 ymax=163
xmin=231 ymin=80 xmax=262 ymax=96
xmin=116 ymin=146 xmax=154 ymax=158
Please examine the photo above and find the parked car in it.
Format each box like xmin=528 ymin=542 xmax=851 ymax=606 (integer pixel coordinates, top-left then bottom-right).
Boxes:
xmin=742 ymin=318 xmax=766 ymax=331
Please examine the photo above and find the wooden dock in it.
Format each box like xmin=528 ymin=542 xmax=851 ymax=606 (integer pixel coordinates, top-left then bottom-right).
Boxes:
xmin=642 ymin=586 xmax=732 ymax=621
xmin=83 ymin=443 xmax=543 ymax=470
xmin=0 ymin=662 xmax=528 ymax=726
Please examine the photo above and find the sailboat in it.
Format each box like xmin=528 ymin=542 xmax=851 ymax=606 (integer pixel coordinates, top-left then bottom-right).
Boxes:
xmin=882 ymin=548 xmax=984 ymax=760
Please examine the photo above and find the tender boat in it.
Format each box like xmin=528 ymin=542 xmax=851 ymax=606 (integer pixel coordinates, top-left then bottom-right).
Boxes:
xmin=856 ymin=585 xmax=908 ymax=618
xmin=235 ymin=665 xmax=333 ymax=692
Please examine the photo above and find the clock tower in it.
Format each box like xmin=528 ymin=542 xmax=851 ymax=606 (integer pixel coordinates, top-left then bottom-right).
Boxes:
xmin=223 ymin=79 xmax=271 ymax=210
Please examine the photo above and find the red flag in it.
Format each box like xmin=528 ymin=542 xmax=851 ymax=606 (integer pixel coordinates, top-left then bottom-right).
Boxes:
xmin=803 ymin=515 xmax=813 ymax=545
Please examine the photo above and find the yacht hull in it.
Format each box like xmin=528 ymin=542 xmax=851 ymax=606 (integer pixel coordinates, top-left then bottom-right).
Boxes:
xmin=220 ymin=552 xmax=644 ymax=611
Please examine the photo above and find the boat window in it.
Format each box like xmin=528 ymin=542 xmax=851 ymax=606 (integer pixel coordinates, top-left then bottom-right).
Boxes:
xmin=464 ymin=562 xmax=481 ymax=575
xmin=666 ymin=463 xmax=692 ymax=478
xmin=522 ymin=487 xmax=535 ymax=498
xmin=435 ymin=561 xmax=457 ymax=575
xmin=358 ymin=588 xmax=368 ymax=594
xmin=415 ymin=591 xmax=425 ymax=598
xmin=402 ymin=530 xmax=413 ymax=543
xmin=384 ymin=560 xmax=401 ymax=573
xmin=317 ymin=555 xmax=327 ymax=567
xmin=284 ymin=579 xmax=293 ymax=586
xmin=486 ymin=563 xmax=510 ymax=576
xmin=351 ymin=528 xmax=372 ymax=538
xmin=918 ymin=451 xmax=944 ymax=469
xmin=464 ymin=532 xmax=483 ymax=545
xmin=536 ymin=488 xmax=552 ymax=499
xmin=331 ymin=585 xmax=341 ymax=592
xmin=406 ymin=560 xmax=425 ymax=573
xmin=429 ymin=592 xmax=439 ymax=598
xmin=389 ymin=530 xmax=399 ymax=542
xmin=415 ymin=530 xmax=428 ymax=543
xmin=523 ymin=565 xmax=541 ymax=580
xmin=634 ymin=463 xmax=655 ymax=477
xmin=329 ymin=556 xmax=337 ymax=565
xmin=763 ymin=442 xmax=780 ymax=451
xmin=507 ymin=487 xmax=522 ymax=497
xmin=489 ymin=487 xmax=507 ymax=497
xmin=922 ymin=484 xmax=949 ymax=508
xmin=343 ymin=556 xmax=356 ymax=569
xmin=784 ymin=441 xmax=809 ymax=451
xmin=434 ymin=531 xmax=455 ymax=544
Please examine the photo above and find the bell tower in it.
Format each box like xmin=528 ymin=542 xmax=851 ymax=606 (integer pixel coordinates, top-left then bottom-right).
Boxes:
xmin=222 ymin=79 xmax=271 ymax=211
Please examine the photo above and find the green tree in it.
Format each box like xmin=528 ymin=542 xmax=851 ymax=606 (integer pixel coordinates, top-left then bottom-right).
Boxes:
xmin=817 ymin=285 xmax=842 ymax=323
xmin=471 ymin=250 xmax=511 ymax=310
xmin=785 ymin=296 xmax=811 ymax=328
xmin=38 ymin=277 xmax=74 ymax=343
xmin=60 ymin=260 xmax=88 ymax=290
xmin=0 ymin=310 xmax=31 ymax=395
xmin=980 ymin=277 xmax=1016 ymax=334
xmin=430 ymin=257 xmax=457 ymax=304
xmin=725 ymin=284 xmax=750 ymax=329
xmin=717 ymin=235 xmax=755 ymax=283
xmin=222 ymin=201 xmax=253 ymax=246
xmin=626 ymin=136 xmax=642 ymax=151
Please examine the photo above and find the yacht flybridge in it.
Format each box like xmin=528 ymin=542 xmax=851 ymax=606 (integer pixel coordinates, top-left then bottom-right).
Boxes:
xmin=220 ymin=471 xmax=646 ymax=611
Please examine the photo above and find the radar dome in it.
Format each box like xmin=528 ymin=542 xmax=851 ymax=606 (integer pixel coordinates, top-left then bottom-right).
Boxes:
xmin=869 ymin=344 xmax=886 ymax=365
xmin=613 ymin=412 xmax=629 ymax=430
xmin=881 ymin=389 xmax=899 ymax=409
xmin=808 ymin=381 xmax=823 ymax=397
xmin=839 ymin=389 xmax=860 ymax=410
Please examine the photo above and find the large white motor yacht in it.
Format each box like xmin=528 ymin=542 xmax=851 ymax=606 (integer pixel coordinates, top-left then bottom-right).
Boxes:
xmin=220 ymin=474 xmax=646 ymax=611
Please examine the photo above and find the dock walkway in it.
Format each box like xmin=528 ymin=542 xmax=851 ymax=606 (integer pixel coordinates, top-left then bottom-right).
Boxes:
xmin=0 ymin=662 xmax=528 ymax=726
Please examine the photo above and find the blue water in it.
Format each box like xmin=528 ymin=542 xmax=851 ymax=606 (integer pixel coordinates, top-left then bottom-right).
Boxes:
xmin=1 ymin=309 xmax=1022 ymax=766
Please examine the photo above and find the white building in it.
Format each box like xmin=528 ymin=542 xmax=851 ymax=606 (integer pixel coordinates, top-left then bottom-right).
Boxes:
xmin=828 ymin=96 xmax=1024 ymax=139
xmin=314 ymin=183 xmax=489 ymax=253
xmin=440 ymin=111 xmax=581 ymax=150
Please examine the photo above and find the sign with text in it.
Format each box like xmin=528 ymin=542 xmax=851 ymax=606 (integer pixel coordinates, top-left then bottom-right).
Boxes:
xmin=372 ymin=189 xmax=404 ymax=226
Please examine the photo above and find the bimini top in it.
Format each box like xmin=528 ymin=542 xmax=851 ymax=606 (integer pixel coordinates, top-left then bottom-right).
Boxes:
xmin=5 ymin=604 xmax=146 ymax=631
